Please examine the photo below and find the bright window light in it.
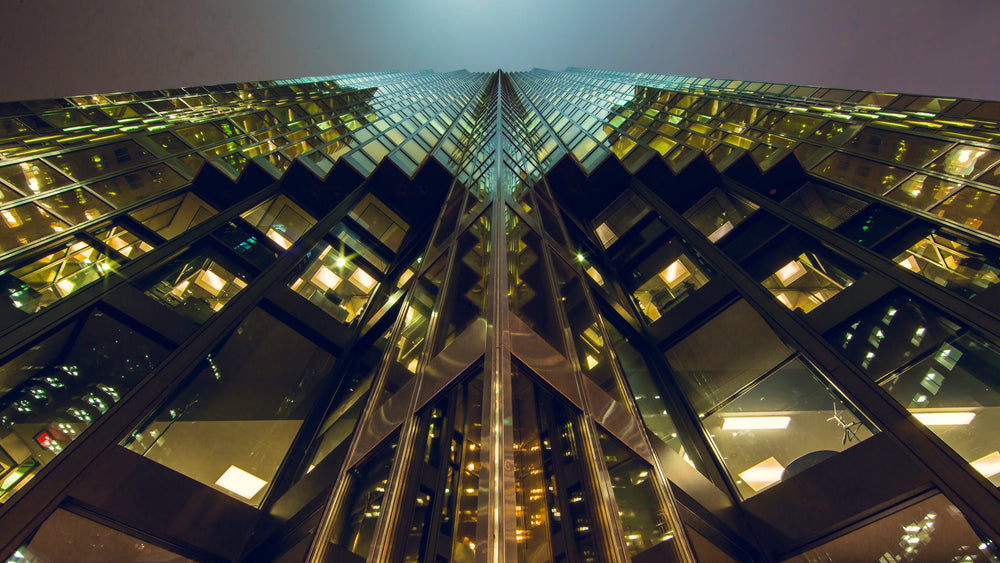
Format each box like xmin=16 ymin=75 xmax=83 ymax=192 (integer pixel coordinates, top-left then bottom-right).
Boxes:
xmin=739 ymin=457 xmax=785 ymax=492
xmin=971 ymin=451 xmax=1000 ymax=479
xmin=912 ymin=411 xmax=976 ymax=426
xmin=215 ymin=465 xmax=267 ymax=499
xmin=722 ymin=416 xmax=791 ymax=430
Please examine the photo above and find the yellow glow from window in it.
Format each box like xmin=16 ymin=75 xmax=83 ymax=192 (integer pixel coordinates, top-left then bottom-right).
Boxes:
xmin=266 ymin=228 xmax=292 ymax=249
xmin=912 ymin=411 xmax=976 ymax=426
xmin=722 ymin=416 xmax=791 ymax=430
xmin=195 ymin=269 xmax=227 ymax=296
xmin=775 ymin=260 xmax=807 ymax=285
xmin=311 ymin=266 xmax=342 ymax=291
xmin=739 ymin=457 xmax=785 ymax=492
xmin=971 ymin=451 xmax=1000 ymax=479
xmin=350 ymin=268 xmax=376 ymax=290
xmin=659 ymin=259 xmax=691 ymax=288
xmin=215 ymin=465 xmax=267 ymax=499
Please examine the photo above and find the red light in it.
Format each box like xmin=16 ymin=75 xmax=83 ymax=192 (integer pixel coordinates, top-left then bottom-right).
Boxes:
xmin=35 ymin=431 xmax=54 ymax=448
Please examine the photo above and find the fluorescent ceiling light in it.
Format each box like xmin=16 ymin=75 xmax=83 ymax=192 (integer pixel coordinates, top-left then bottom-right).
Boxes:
xmin=215 ymin=465 xmax=267 ymax=499
xmin=266 ymin=228 xmax=292 ymax=249
xmin=739 ymin=457 xmax=785 ymax=492
xmin=971 ymin=451 xmax=1000 ymax=479
xmin=660 ymin=259 xmax=691 ymax=288
xmin=350 ymin=268 xmax=377 ymax=290
xmin=775 ymin=260 xmax=806 ymax=285
xmin=912 ymin=411 xmax=976 ymax=426
xmin=311 ymin=266 xmax=342 ymax=291
xmin=707 ymin=221 xmax=733 ymax=243
xmin=722 ymin=416 xmax=791 ymax=430
xmin=195 ymin=269 xmax=226 ymax=295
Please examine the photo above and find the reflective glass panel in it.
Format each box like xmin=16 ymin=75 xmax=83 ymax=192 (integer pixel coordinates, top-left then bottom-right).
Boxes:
xmin=890 ymin=229 xmax=1000 ymax=301
xmin=2 ymin=240 xmax=118 ymax=315
xmin=125 ymin=308 xmax=337 ymax=506
xmin=240 ymin=194 xmax=315 ymax=250
xmin=336 ymin=436 xmax=399 ymax=558
xmin=129 ymin=192 xmax=217 ymax=240
xmin=289 ymin=238 xmax=381 ymax=325
xmin=683 ymin=187 xmax=757 ymax=244
xmin=138 ymin=246 xmax=251 ymax=324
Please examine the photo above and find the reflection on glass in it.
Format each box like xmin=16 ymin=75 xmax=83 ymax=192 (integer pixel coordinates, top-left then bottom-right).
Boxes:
xmin=91 ymin=223 xmax=154 ymax=259
xmin=760 ymin=247 xmax=860 ymax=314
xmin=375 ymin=255 xmax=446 ymax=406
xmin=666 ymin=299 xmax=793 ymax=415
xmin=812 ymin=153 xmax=907 ymax=195
xmin=511 ymin=363 xmax=597 ymax=563
xmin=891 ymin=230 xmax=1000 ymax=300
xmin=36 ymin=188 xmax=113 ymax=225
xmin=592 ymin=192 xmax=651 ymax=248
xmin=0 ymin=160 xmax=71 ymax=195
xmin=781 ymin=182 xmax=866 ymax=230
xmin=843 ymin=128 xmax=948 ymax=168
xmin=0 ymin=309 xmax=168 ymax=503
xmin=125 ymin=308 xmax=337 ymax=506
xmin=597 ymin=430 xmax=676 ymax=555
xmin=605 ymin=323 xmax=704 ymax=473
xmin=290 ymin=238 xmax=381 ymax=325
xmin=785 ymin=494 xmax=998 ymax=562
xmin=241 ymin=194 xmax=315 ymax=250
xmin=47 ymin=141 xmax=156 ymax=182
xmin=927 ymin=145 xmax=1000 ymax=179
xmin=508 ymin=211 xmax=563 ymax=353
xmin=8 ymin=508 xmax=195 ymax=562
xmin=933 ymin=188 xmax=1000 ymax=238
xmin=138 ymin=247 xmax=251 ymax=324
xmin=212 ymin=222 xmax=279 ymax=271
xmin=349 ymin=193 xmax=408 ymax=252
xmin=683 ymin=187 xmax=757 ymax=243
xmin=129 ymin=192 xmax=217 ymax=240
xmin=632 ymin=237 xmax=712 ymax=323
xmin=86 ymin=163 xmax=188 ymax=208
xmin=2 ymin=240 xmax=118 ymax=315
xmin=436 ymin=214 xmax=488 ymax=353
xmin=336 ymin=437 xmax=399 ymax=558
xmin=885 ymin=174 xmax=962 ymax=210
xmin=702 ymin=358 xmax=877 ymax=498
xmin=301 ymin=328 xmax=391 ymax=477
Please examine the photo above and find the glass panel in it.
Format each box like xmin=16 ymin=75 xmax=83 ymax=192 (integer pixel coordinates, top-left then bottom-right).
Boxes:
xmin=781 ymin=181 xmax=866 ymax=229
xmin=593 ymin=192 xmax=652 ymax=248
xmin=125 ymin=308 xmax=337 ymax=506
xmin=890 ymin=229 xmax=1000 ymax=300
xmin=829 ymin=293 xmax=1000 ymax=486
xmin=212 ymin=222 xmax=279 ymax=271
xmin=336 ymin=436 xmax=399 ymax=558
xmin=7 ymin=508 xmax=195 ymax=562
xmin=927 ymin=145 xmax=1000 ymax=179
xmin=508 ymin=211 xmax=564 ymax=353
xmin=36 ymin=188 xmax=113 ymax=224
xmin=47 ymin=141 xmax=156 ymax=181
xmin=90 ymin=223 xmax=155 ymax=259
xmin=349 ymin=193 xmax=408 ymax=252
xmin=0 ymin=160 xmax=71 ymax=195
xmin=240 ymin=194 xmax=315 ymax=250
xmin=552 ymin=257 xmax=626 ymax=406
xmin=597 ymin=429 xmax=675 ymax=555
xmin=754 ymin=236 xmax=864 ymax=314
xmin=2 ymin=241 xmax=118 ymax=315
xmin=436 ymin=213 xmax=489 ymax=353
xmin=86 ymin=163 xmax=187 ymax=208
xmin=843 ymin=129 xmax=949 ymax=167
xmin=0 ymin=203 xmax=69 ymax=253
xmin=785 ymin=494 xmax=998 ymax=562
xmin=812 ymin=153 xmax=908 ymax=195
xmin=332 ymin=223 xmax=389 ymax=272
xmin=885 ymin=174 xmax=962 ymax=210
xmin=0 ymin=309 xmax=169 ymax=503
xmin=683 ymin=187 xmax=757 ymax=243
xmin=631 ymin=235 xmax=712 ymax=323
xmin=605 ymin=323 xmax=704 ymax=472
xmin=289 ymin=238 xmax=381 ymax=325
xmin=301 ymin=327 xmax=391 ymax=476
xmin=129 ymin=192 xmax=217 ymax=240
xmin=933 ymin=188 xmax=1000 ymax=238
xmin=665 ymin=299 xmax=793 ymax=416
xmin=511 ymin=363 xmax=597 ymax=563
xmin=702 ymin=357 xmax=877 ymax=498
xmin=374 ymin=255 xmax=446 ymax=406
xmin=138 ymin=247 xmax=252 ymax=324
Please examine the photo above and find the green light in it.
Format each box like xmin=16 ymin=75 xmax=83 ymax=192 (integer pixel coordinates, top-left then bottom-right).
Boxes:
xmin=576 ymin=253 xmax=585 ymax=262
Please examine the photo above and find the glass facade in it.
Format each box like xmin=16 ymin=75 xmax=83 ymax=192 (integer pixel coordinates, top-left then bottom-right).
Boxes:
xmin=0 ymin=69 xmax=998 ymax=563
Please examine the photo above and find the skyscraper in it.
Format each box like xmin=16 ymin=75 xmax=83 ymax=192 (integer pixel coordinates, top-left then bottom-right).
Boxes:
xmin=0 ymin=68 xmax=999 ymax=562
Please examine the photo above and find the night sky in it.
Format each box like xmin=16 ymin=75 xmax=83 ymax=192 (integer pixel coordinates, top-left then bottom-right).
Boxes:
xmin=2 ymin=0 xmax=999 ymax=102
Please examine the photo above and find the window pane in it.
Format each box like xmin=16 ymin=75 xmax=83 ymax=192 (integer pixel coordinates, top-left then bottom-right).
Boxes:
xmin=86 ymin=163 xmax=188 ymax=208
xmin=702 ymin=358 xmax=877 ymax=498
xmin=785 ymin=494 xmax=997 ymax=562
xmin=129 ymin=192 xmax=217 ymax=240
xmin=240 ymin=194 xmax=315 ymax=250
xmin=125 ymin=308 xmax=337 ymax=506
xmin=36 ymin=188 xmax=113 ymax=225
xmin=0 ymin=160 xmax=71 ymax=195
xmin=781 ymin=182 xmax=866 ymax=229
xmin=890 ymin=229 xmax=1000 ymax=301
xmin=0 ymin=309 xmax=169 ymax=503
xmin=47 ymin=141 xmax=156 ymax=182
xmin=683 ymin=187 xmax=757 ymax=244
xmin=137 ymin=246 xmax=252 ymax=324
xmin=336 ymin=436 xmax=399 ymax=558
xmin=0 ymin=203 xmax=68 ymax=253
xmin=2 ymin=241 xmax=118 ymax=315
xmin=933 ymin=187 xmax=1000 ymax=238
xmin=289 ymin=238 xmax=381 ymax=325
xmin=631 ymin=235 xmax=713 ymax=323
xmin=812 ymin=153 xmax=908 ymax=196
